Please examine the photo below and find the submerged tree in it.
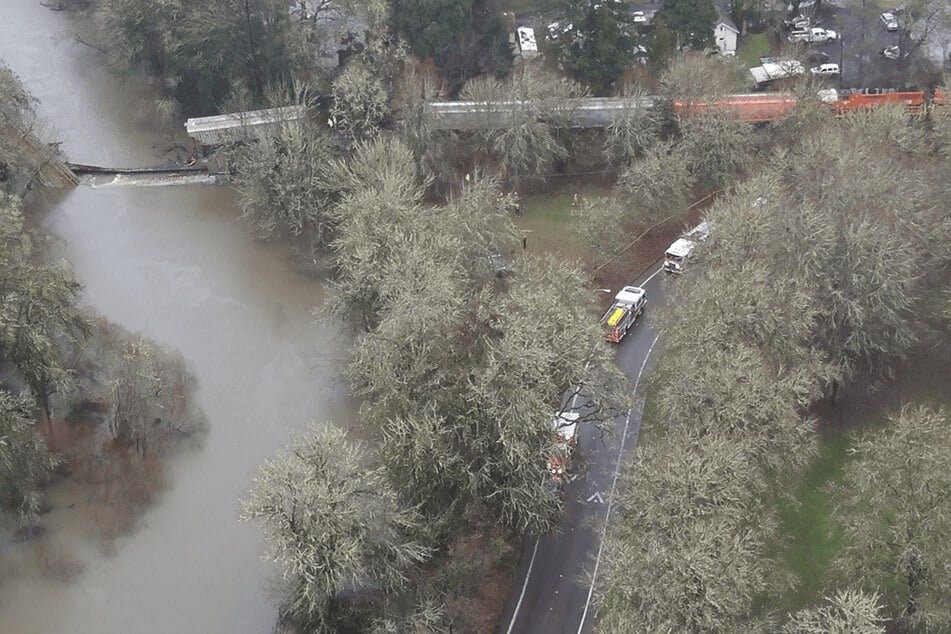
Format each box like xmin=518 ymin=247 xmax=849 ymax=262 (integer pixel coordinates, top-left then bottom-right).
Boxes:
xmin=0 ymin=193 xmax=88 ymax=427
xmin=0 ymin=390 xmax=60 ymax=526
xmin=101 ymin=330 xmax=207 ymax=456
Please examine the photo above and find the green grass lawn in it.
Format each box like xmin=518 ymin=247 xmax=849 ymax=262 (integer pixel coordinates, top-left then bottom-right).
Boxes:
xmin=738 ymin=32 xmax=770 ymax=68
xmin=514 ymin=184 xmax=610 ymax=262
xmin=774 ymin=431 xmax=851 ymax=611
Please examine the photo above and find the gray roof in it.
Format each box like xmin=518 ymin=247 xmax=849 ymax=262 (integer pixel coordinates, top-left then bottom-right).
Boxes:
xmin=715 ymin=5 xmax=739 ymax=32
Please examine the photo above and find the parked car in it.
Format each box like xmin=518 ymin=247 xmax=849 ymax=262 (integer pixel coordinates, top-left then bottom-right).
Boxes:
xmin=547 ymin=21 xmax=573 ymax=41
xmin=788 ymin=27 xmax=837 ymax=43
xmin=881 ymin=45 xmax=900 ymax=60
xmin=806 ymin=50 xmax=830 ymax=64
xmin=880 ymin=11 xmax=899 ymax=31
xmin=630 ymin=10 xmax=650 ymax=24
xmin=632 ymin=44 xmax=649 ymax=64
xmin=787 ymin=0 xmax=817 ymax=11
xmin=810 ymin=63 xmax=840 ymax=76
xmin=783 ymin=14 xmax=810 ymax=30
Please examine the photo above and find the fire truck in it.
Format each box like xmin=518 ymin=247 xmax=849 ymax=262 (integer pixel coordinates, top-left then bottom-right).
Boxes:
xmin=600 ymin=286 xmax=647 ymax=343
xmin=663 ymin=220 xmax=711 ymax=274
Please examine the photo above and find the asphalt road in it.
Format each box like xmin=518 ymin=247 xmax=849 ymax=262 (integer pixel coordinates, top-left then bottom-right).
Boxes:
xmin=496 ymin=264 xmax=666 ymax=634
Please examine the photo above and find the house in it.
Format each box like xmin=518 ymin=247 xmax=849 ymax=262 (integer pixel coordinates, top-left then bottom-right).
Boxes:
xmin=714 ymin=8 xmax=739 ymax=56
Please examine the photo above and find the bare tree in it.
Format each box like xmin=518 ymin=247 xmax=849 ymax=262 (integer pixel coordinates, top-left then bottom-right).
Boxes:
xmin=615 ymin=139 xmax=694 ymax=225
xmin=327 ymin=141 xmax=627 ymax=533
xmin=393 ymin=61 xmax=463 ymax=189
xmin=459 ymin=66 xmax=587 ymax=185
xmin=831 ymin=405 xmax=951 ymax=631
xmin=602 ymin=83 xmax=663 ymax=164
xmin=331 ymin=60 xmax=391 ymax=136
xmin=349 ymin=252 xmax=626 ymax=534
xmin=659 ymin=53 xmax=750 ymax=102
xmin=771 ymin=128 xmax=939 ymax=383
xmin=676 ymin=108 xmax=756 ymax=188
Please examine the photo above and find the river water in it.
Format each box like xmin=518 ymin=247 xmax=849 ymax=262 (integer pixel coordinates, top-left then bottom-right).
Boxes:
xmin=0 ymin=2 xmax=348 ymax=632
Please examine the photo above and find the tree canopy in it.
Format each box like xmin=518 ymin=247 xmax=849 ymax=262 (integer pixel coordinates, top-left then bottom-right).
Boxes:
xmin=658 ymin=0 xmax=717 ymax=50
xmin=327 ymin=138 xmax=627 ymax=533
xmin=89 ymin=0 xmax=306 ymax=115
xmin=549 ymin=0 xmax=640 ymax=92
xmin=242 ymin=424 xmax=432 ymax=630
xmin=391 ymin=0 xmax=473 ymax=59
xmin=0 ymin=390 xmax=60 ymax=526
xmin=831 ymin=405 xmax=951 ymax=630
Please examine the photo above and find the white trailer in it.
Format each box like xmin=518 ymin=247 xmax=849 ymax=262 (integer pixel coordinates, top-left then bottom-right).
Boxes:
xmin=516 ymin=26 xmax=539 ymax=59
xmin=750 ymin=60 xmax=804 ymax=86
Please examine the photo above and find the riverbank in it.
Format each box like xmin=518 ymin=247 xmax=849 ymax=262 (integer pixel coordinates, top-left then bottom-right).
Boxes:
xmin=0 ymin=2 xmax=349 ymax=632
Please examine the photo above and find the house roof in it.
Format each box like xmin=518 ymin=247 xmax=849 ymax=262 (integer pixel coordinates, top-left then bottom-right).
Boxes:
xmin=715 ymin=5 xmax=739 ymax=33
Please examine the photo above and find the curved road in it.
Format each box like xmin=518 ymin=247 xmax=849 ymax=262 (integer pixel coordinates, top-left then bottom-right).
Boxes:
xmin=497 ymin=264 xmax=666 ymax=634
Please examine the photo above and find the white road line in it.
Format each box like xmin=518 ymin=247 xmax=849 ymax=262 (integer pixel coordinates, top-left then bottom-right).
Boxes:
xmin=506 ymin=538 xmax=540 ymax=634
xmin=576 ymin=334 xmax=660 ymax=634
xmin=642 ymin=265 xmax=664 ymax=286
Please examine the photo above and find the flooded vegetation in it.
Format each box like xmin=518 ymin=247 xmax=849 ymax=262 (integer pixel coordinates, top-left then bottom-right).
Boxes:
xmin=0 ymin=1 xmax=348 ymax=632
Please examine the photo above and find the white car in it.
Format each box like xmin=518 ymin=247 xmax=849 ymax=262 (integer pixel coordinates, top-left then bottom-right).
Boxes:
xmin=787 ymin=0 xmax=817 ymax=11
xmin=881 ymin=45 xmax=900 ymax=60
xmin=632 ymin=44 xmax=649 ymax=64
xmin=631 ymin=10 xmax=649 ymax=24
xmin=788 ymin=27 xmax=837 ymax=43
xmin=547 ymin=21 xmax=573 ymax=41
xmin=880 ymin=11 xmax=899 ymax=31
xmin=783 ymin=14 xmax=811 ymax=30
xmin=810 ymin=63 xmax=840 ymax=76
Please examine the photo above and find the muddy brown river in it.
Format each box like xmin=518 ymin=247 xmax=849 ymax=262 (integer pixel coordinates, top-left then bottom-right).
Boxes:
xmin=0 ymin=2 xmax=348 ymax=631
